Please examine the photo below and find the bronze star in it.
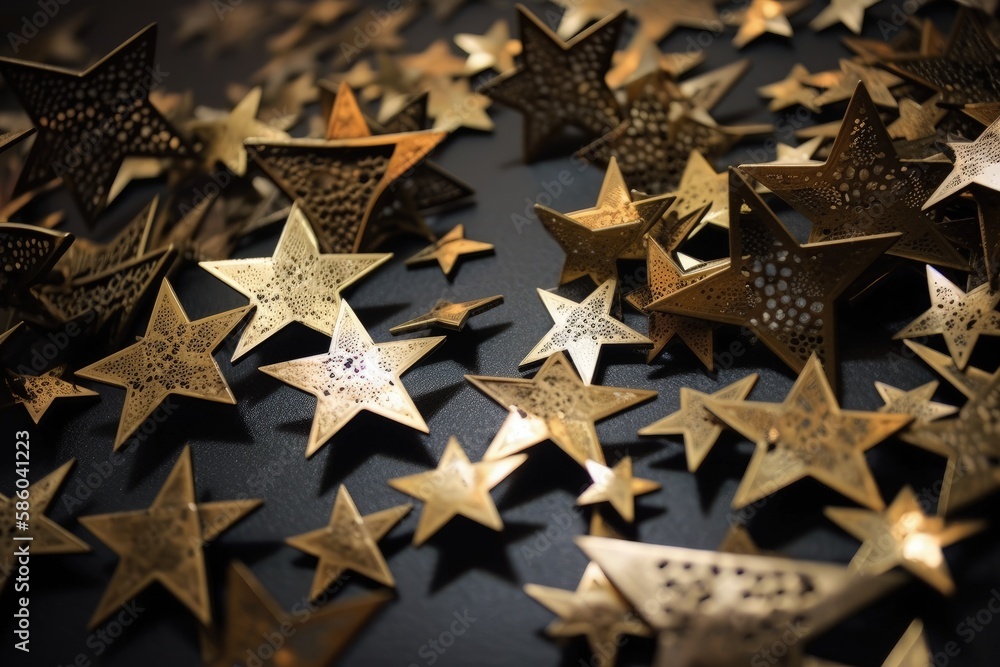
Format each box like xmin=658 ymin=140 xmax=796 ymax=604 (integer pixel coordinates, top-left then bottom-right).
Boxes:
xmin=924 ymin=115 xmax=1000 ymax=208
xmin=875 ymin=381 xmax=958 ymax=426
xmin=888 ymin=94 xmax=947 ymax=142
xmin=758 ymin=64 xmax=821 ymax=113
xmin=810 ymin=59 xmax=903 ymax=109
xmin=728 ymin=0 xmax=809 ymax=49
xmin=671 ymin=150 xmax=729 ymax=232
xmin=630 ymin=0 xmax=723 ymax=41
xmin=577 ymin=458 xmax=660 ymax=522
xmin=389 ymin=295 xmax=504 ymax=335
xmin=454 ymin=19 xmax=522 ymax=74
xmin=809 ymin=0 xmax=879 ymax=34
xmin=55 ymin=198 xmax=157 ymax=280
xmin=188 ymin=87 xmax=287 ymax=176
xmin=606 ymin=34 xmax=705 ymax=90
xmin=5 ymin=365 xmax=97 ymax=424
xmin=404 ymin=224 xmax=494 ymax=277
xmin=0 ymin=223 xmax=72 ymax=311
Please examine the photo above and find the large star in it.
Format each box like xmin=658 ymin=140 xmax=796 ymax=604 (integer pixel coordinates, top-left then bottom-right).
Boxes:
xmin=188 ymin=86 xmax=287 ymax=176
xmin=259 ymin=301 xmax=444 ymax=457
xmin=924 ymin=115 xmax=1000 ymax=208
xmin=200 ymin=204 xmax=391 ymax=361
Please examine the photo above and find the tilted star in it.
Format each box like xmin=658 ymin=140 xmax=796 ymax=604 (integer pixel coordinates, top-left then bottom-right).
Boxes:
xmin=810 ymin=59 xmax=903 ymax=109
xmin=577 ymin=457 xmax=660 ymax=522
xmin=426 ymin=76 xmax=494 ymax=133
xmin=741 ymin=83 xmax=967 ymax=270
xmin=399 ymin=39 xmax=467 ymax=78
xmin=0 ymin=460 xmax=90 ymax=595
xmin=708 ymin=354 xmax=911 ymax=510
xmin=758 ymin=64 xmax=821 ymax=113
xmin=640 ymin=374 xmax=759 ymax=473
xmin=524 ymin=562 xmax=651 ymax=667
xmin=188 ymin=86 xmax=288 ymax=176
xmin=809 ymin=0 xmax=879 ymax=34
xmin=466 ymin=352 xmax=656 ymax=466
xmin=454 ymin=19 xmax=522 ymax=75
xmin=924 ymin=114 xmax=1000 ymax=208
xmin=521 ymin=279 xmax=651 ymax=385
xmin=260 ymin=301 xmax=444 ymax=457
xmin=5 ymin=365 xmax=97 ymax=423
xmin=606 ymin=34 xmax=705 ymax=90
xmin=0 ymin=25 xmax=192 ymax=222
xmin=55 ymin=198 xmax=157 ymax=280
xmin=79 ymin=446 xmax=261 ymax=628
xmin=404 ymin=224 xmax=494 ymax=276
xmin=888 ymin=94 xmax=946 ymax=142
xmin=286 ymin=485 xmax=411 ymax=599
xmin=630 ymin=0 xmax=723 ymax=41
xmin=825 ymin=485 xmax=985 ymax=594
xmin=200 ymin=204 xmax=391 ymax=360
xmin=479 ymin=6 xmax=624 ymax=162
xmin=387 ymin=436 xmax=526 ymax=546
xmin=728 ymin=0 xmax=809 ymax=48
xmin=551 ymin=0 xmax=626 ymax=39
xmin=0 ymin=223 xmax=72 ymax=310
xmin=389 ymin=295 xmax=504 ymax=335
xmin=894 ymin=265 xmax=1000 ymax=369
xmin=671 ymin=150 xmax=728 ymax=231
xmin=76 ymin=281 xmax=250 ymax=449
xmin=875 ymin=380 xmax=958 ymax=426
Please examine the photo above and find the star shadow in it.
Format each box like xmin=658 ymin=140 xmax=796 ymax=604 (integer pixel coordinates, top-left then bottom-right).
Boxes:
xmin=494 ymin=444 xmax=592 ymax=512
xmin=419 ymin=519 xmax=543 ymax=593
xmin=430 ymin=321 xmax=512 ymax=371
xmin=353 ymin=302 xmax=412 ymax=327
xmin=650 ymin=432 xmax=751 ymax=512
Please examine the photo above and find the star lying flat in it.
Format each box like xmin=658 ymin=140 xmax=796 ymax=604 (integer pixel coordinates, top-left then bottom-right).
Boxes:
xmin=809 ymin=0 xmax=879 ymax=34
xmin=404 ymin=224 xmax=494 ymax=277
xmin=260 ymin=301 xmax=445 ymax=457
xmin=728 ymin=0 xmax=809 ymax=49
xmin=454 ymin=19 xmax=521 ymax=75
xmin=188 ymin=86 xmax=288 ymax=176
xmin=924 ymin=114 xmax=1000 ymax=208
xmin=5 ymin=365 xmax=97 ymax=423
xmin=758 ymin=64 xmax=821 ymax=113
xmin=389 ymin=295 xmax=504 ymax=335
xmin=577 ymin=457 xmax=660 ymax=523
xmin=875 ymin=380 xmax=958 ymax=426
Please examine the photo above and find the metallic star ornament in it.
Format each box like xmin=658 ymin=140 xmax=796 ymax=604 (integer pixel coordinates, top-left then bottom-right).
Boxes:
xmin=741 ymin=84 xmax=967 ymax=270
xmin=454 ymin=19 xmax=522 ymax=75
xmin=809 ymin=0 xmax=879 ymax=34
xmin=524 ymin=562 xmax=651 ymax=667
xmin=466 ymin=352 xmax=656 ymax=466
xmin=0 ymin=460 xmax=90 ymax=595
xmin=924 ymin=114 xmax=1000 ymax=208
xmin=479 ymin=6 xmax=624 ymax=162
xmin=0 ymin=25 xmax=192 ymax=222
xmin=188 ymin=86 xmax=287 ymax=176
xmin=399 ymin=39 xmax=468 ymax=78
xmin=825 ymin=485 xmax=985 ymax=595
xmin=286 ymin=485 xmax=411 ymax=599
xmin=521 ymin=279 xmax=651 ymax=385
xmin=630 ymin=0 xmax=723 ymax=41
xmin=0 ymin=222 xmax=72 ymax=310
xmin=387 ymin=436 xmax=526 ymax=546
xmin=389 ymin=295 xmax=504 ymax=335
xmin=708 ymin=354 xmax=912 ymax=510
xmin=809 ymin=59 xmax=903 ymax=109
xmin=404 ymin=224 xmax=494 ymax=277
xmin=728 ymin=0 xmax=809 ymax=49
xmin=888 ymin=94 xmax=947 ymax=142
xmin=758 ymin=64 xmax=821 ymax=113
xmin=200 ymin=204 xmax=391 ymax=361
xmin=577 ymin=457 xmax=660 ymax=522
xmin=882 ymin=619 xmax=933 ymax=667
xmin=75 ymin=281 xmax=250 ymax=450
xmin=655 ymin=170 xmax=897 ymax=386
xmin=551 ymin=0 xmax=625 ymax=39
xmin=426 ymin=76 xmax=495 ymax=133
xmin=671 ymin=150 xmax=729 ymax=231
xmin=260 ymin=301 xmax=445 ymax=457
xmin=639 ymin=374 xmax=759 ymax=473
xmin=606 ymin=34 xmax=705 ymax=90
xmin=5 ymin=365 xmax=97 ymax=424
xmin=894 ymin=265 xmax=1000 ymax=369
xmin=201 ymin=562 xmax=389 ymax=667
xmin=875 ymin=380 xmax=958 ymax=426
xmin=79 ymin=446 xmax=261 ymax=628
xmin=578 ymin=536 xmax=905 ymax=667
xmin=55 ymin=198 xmax=157 ymax=280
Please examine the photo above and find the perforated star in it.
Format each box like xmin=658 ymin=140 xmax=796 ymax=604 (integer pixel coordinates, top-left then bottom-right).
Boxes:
xmin=894 ymin=265 xmax=1000 ymax=369
xmin=260 ymin=301 xmax=444 ymax=457
xmin=577 ymin=458 xmax=660 ymax=522
xmin=188 ymin=87 xmax=287 ymax=176
xmin=0 ymin=222 xmax=71 ymax=310
xmin=809 ymin=0 xmax=879 ymax=34
xmin=0 ymin=25 xmax=192 ymax=222
xmin=875 ymin=381 xmax=958 ymax=426
xmin=55 ymin=198 xmax=156 ymax=280
xmin=200 ymin=204 xmax=391 ymax=361
xmin=404 ymin=224 xmax=494 ymax=277
xmin=454 ymin=19 xmax=521 ymax=74
xmin=924 ymin=115 xmax=1000 ymax=208
xmin=286 ymin=485 xmax=411 ymax=599
xmin=75 ymin=281 xmax=250 ymax=450
xmin=671 ymin=150 xmax=728 ymax=231
xmin=825 ymin=486 xmax=985 ymax=594
xmin=388 ymin=436 xmax=526 ymax=546
xmin=479 ymin=6 xmax=624 ymax=162
xmin=389 ymin=295 xmax=504 ymax=335
xmin=640 ymin=374 xmax=758 ymax=472
xmin=707 ymin=354 xmax=911 ymax=510
xmin=5 ymin=365 xmax=97 ymax=424
xmin=728 ymin=0 xmax=809 ymax=48
xmin=79 ymin=446 xmax=261 ymax=628
xmin=521 ymin=279 xmax=651 ymax=385
xmin=467 ymin=352 xmax=656 ymax=466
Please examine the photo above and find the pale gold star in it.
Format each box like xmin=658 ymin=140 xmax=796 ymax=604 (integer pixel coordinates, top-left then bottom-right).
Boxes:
xmin=404 ymin=224 xmax=494 ymax=276
xmin=577 ymin=457 xmax=660 ymax=522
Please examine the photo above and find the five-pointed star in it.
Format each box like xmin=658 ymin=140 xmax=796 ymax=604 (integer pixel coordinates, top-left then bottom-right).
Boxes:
xmin=399 ymin=39 xmax=468 ymax=78
xmin=188 ymin=86 xmax=287 ymax=176
xmin=728 ymin=0 xmax=809 ymax=48
xmin=630 ymin=0 xmax=722 ymax=41
xmin=56 ymin=198 xmax=157 ymax=280
xmin=6 ymin=365 xmax=97 ymax=423
xmin=606 ymin=34 xmax=704 ymax=90
xmin=521 ymin=279 xmax=651 ymax=385
xmin=286 ymin=485 xmax=411 ymax=599
xmin=524 ymin=562 xmax=651 ymax=667
xmin=479 ymin=6 xmax=624 ymax=162
xmin=809 ymin=0 xmax=879 ymax=34
xmin=201 ymin=561 xmax=389 ymax=667
xmin=640 ymin=374 xmax=759 ymax=472
xmin=888 ymin=94 xmax=947 ymax=142
xmin=924 ymin=115 xmax=1000 ymax=208
xmin=875 ymin=380 xmax=958 ymax=426
xmin=758 ymin=64 xmax=821 ymax=113
xmin=741 ymin=83 xmax=967 ymax=270
xmin=79 ymin=446 xmax=261 ymax=628
xmin=894 ymin=265 xmax=1000 ymax=369
xmin=655 ymin=169 xmax=897 ymax=386
xmin=454 ymin=19 xmax=521 ymax=74
xmin=0 ymin=25 xmax=192 ymax=222
xmin=388 ymin=436 xmax=526 ymax=546
xmin=707 ymin=354 xmax=911 ymax=510
xmin=671 ymin=150 xmax=728 ymax=231
xmin=466 ymin=352 xmax=656 ymax=466
xmin=76 ymin=281 xmax=250 ymax=450
xmin=389 ymin=295 xmax=504 ymax=334
xmin=551 ymin=0 xmax=626 ymax=38
xmin=404 ymin=224 xmax=494 ymax=276
xmin=426 ymin=76 xmax=495 ymax=133
xmin=260 ymin=301 xmax=444 ymax=457
xmin=200 ymin=204 xmax=391 ymax=361
xmin=810 ymin=59 xmax=903 ymax=109
xmin=577 ymin=457 xmax=660 ymax=522
xmin=0 ymin=460 xmax=90 ymax=595
xmin=825 ymin=486 xmax=985 ymax=594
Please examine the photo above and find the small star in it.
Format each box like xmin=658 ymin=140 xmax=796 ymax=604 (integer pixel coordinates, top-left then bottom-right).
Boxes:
xmin=6 ymin=365 xmax=97 ymax=424
xmin=631 ymin=0 xmax=723 ymax=41
xmin=758 ymin=64 xmax=821 ymax=113
xmin=727 ymin=0 xmax=809 ymax=49
xmin=188 ymin=87 xmax=287 ymax=176
xmin=924 ymin=114 xmax=1000 ymax=208
xmin=875 ymin=381 xmax=958 ymax=426
xmin=389 ymin=295 xmax=504 ymax=335
xmin=888 ymin=94 xmax=947 ymax=142
xmin=606 ymin=34 xmax=704 ymax=90
xmin=577 ymin=457 xmax=660 ymax=522
xmin=400 ymin=39 xmax=468 ymax=78
xmin=810 ymin=60 xmax=903 ymax=109
xmin=426 ymin=76 xmax=495 ymax=133
xmin=454 ymin=19 xmax=522 ymax=75
xmin=809 ymin=0 xmax=880 ymax=34
xmin=405 ymin=224 xmax=494 ymax=277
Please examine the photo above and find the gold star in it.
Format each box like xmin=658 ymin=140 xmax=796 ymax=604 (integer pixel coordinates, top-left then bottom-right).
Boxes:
xmin=606 ymin=34 xmax=704 ymax=90
xmin=809 ymin=0 xmax=879 ymax=34
xmin=551 ymin=0 xmax=626 ymax=38
xmin=758 ymin=64 xmax=821 ymax=113
xmin=75 ymin=281 xmax=249 ymax=450
xmin=0 ymin=460 xmax=90 ymax=595
xmin=925 ymin=114 xmax=1000 ymax=208
xmin=577 ymin=458 xmax=660 ymax=522
xmin=728 ymin=0 xmax=809 ymax=49
xmin=387 ymin=436 xmax=526 ymax=546
xmin=400 ymin=39 xmax=468 ymax=78
xmin=810 ymin=60 xmax=903 ymax=109
xmin=888 ymin=94 xmax=946 ymax=142
xmin=524 ymin=562 xmax=651 ymax=667
xmin=188 ymin=87 xmax=287 ymax=176
xmin=260 ymin=301 xmax=444 ymax=457
xmin=200 ymin=204 xmax=391 ymax=361
xmin=6 ymin=365 xmax=97 ymax=424
xmin=426 ymin=76 xmax=495 ymax=133
xmin=708 ymin=354 xmax=911 ymax=510
xmin=55 ymin=198 xmax=157 ymax=280
xmin=389 ymin=295 xmax=504 ymax=334
xmin=466 ymin=352 xmax=656 ymax=466
xmin=671 ymin=150 xmax=728 ymax=231
xmin=630 ymin=0 xmax=723 ymax=41
xmin=894 ymin=265 xmax=1000 ymax=369
xmin=454 ymin=19 xmax=521 ymax=74
xmin=267 ymin=0 xmax=358 ymax=53
xmin=404 ymin=224 xmax=494 ymax=276
xmin=286 ymin=485 xmax=411 ymax=599
xmin=80 ymin=446 xmax=261 ymax=628
xmin=521 ymin=279 xmax=651 ymax=385
xmin=201 ymin=561 xmax=389 ymax=667
xmin=875 ymin=381 xmax=958 ymax=426
xmin=640 ymin=374 xmax=758 ymax=473
xmin=825 ymin=486 xmax=985 ymax=594
xmin=773 ymin=136 xmax=824 ymax=163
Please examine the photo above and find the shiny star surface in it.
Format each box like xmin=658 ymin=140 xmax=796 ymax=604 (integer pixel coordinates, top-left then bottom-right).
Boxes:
xmin=454 ymin=19 xmax=521 ymax=75
xmin=728 ymin=0 xmax=809 ymax=49
xmin=809 ymin=0 xmax=879 ymax=34
xmin=188 ymin=86 xmax=287 ymax=176
xmin=6 ymin=365 xmax=97 ymax=424
xmin=389 ymin=295 xmax=504 ymax=334
xmin=875 ymin=381 xmax=958 ymax=426
xmin=924 ymin=115 xmax=1000 ymax=208
xmin=577 ymin=457 xmax=660 ymax=522
xmin=404 ymin=224 xmax=494 ymax=277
